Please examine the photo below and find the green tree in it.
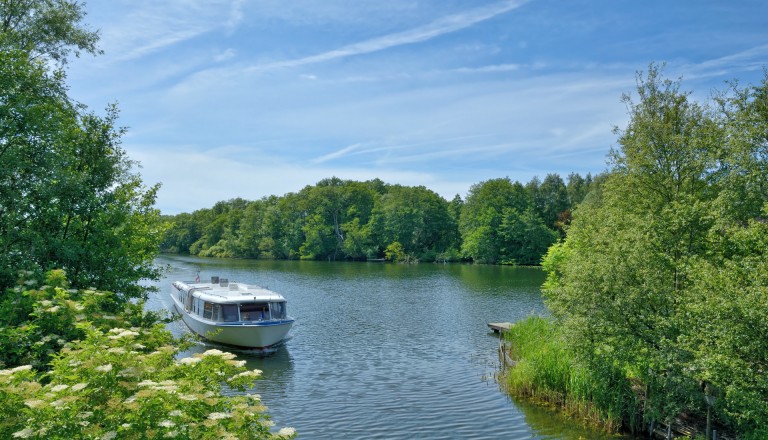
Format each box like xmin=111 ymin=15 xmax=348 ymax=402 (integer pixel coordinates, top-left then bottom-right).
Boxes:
xmin=0 ymin=0 xmax=101 ymax=63
xmin=0 ymin=50 xmax=162 ymax=298
xmin=368 ymin=185 xmax=453 ymax=261
xmin=543 ymin=65 xmax=768 ymax=436
xmin=565 ymin=172 xmax=592 ymax=207
xmin=537 ymin=173 xmax=569 ymax=232
xmin=498 ymin=207 xmax=558 ymax=265
xmin=191 ymin=199 xmax=248 ymax=258
xmin=544 ymin=64 xmax=716 ymax=426
xmin=678 ymin=74 xmax=768 ymax=437
xmin=682 ymin=213 xmax=768 ymax=438
xmin=460 ymin=178 xmax=530 ymax=263
xmin=160 ymin=212 xmax=205 ymax=254
xmin=294 ymin=178 xmax=377 ymax=260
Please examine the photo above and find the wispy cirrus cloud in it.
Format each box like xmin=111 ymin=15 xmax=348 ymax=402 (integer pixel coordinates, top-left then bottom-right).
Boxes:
xmin=312 ymin=134 xmax=497 ymax=165
xmin=312 ymin=143 xmax=364 ymax=164
xmin=244 ymin=0 xmax=530 ymax=73
xmin=98 ymin=0 xmax=246 ymax=62
xmin=452 ymin=64 xmax=522 ymax=74
xmin=684 ymin=42 xmax=768 ymax=79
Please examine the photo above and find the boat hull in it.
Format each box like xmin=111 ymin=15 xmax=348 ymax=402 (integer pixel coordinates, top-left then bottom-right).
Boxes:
xmin=172 ymin=301 xmax=293 ymax=348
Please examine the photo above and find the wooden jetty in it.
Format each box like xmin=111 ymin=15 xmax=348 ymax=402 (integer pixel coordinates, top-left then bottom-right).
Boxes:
xmin=487 ymin=322 xmax=513 ymax=334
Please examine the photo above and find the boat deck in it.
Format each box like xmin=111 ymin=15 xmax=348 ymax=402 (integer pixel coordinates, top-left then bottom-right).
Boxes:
xmin=185 ymin=282 xmax=284 ymax=301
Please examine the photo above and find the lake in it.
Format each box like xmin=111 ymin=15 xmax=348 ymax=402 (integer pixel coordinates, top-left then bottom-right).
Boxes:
xmin=146 ymin=255 xmax=614 ymax=439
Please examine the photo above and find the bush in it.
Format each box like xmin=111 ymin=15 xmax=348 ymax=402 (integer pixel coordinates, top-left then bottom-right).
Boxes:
xmin=0 ymin=271 xmax=296 ymax=439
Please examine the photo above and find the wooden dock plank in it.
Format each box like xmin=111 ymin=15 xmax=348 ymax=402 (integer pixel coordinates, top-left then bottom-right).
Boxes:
xmin=487 ymin=322 xmax=513 ymax=333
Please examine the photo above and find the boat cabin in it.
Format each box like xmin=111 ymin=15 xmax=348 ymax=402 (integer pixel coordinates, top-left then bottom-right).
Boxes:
xmin=173 ymin=280 xmax=288 ymax=323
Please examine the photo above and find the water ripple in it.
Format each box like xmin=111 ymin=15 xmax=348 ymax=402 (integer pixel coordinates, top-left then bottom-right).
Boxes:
xmin=149 ymin=256 xmax=617 ymax=439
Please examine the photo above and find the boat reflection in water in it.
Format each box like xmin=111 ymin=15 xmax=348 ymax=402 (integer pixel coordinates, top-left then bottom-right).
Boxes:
xmin=170 ymin=276 xmax=294 ymax=349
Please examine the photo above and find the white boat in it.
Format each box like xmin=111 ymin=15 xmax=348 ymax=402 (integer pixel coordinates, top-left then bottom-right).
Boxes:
xmin=170 ymin=276 xmax=294 ymax=348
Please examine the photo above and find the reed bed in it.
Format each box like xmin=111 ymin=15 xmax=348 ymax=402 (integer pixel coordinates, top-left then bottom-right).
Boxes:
xmin=500 ymin=316 xmax=633 ymax=433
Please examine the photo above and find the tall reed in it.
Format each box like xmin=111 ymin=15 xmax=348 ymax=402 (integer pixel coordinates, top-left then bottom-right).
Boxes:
xmin=501 ymin=316 xmax=633 ymax=432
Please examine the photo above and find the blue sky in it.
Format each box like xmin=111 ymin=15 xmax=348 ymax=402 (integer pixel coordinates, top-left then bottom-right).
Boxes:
xmin=66 ymin=0 xmax=768 ymax=214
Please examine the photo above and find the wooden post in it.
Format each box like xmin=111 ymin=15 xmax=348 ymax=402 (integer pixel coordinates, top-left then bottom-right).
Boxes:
xmin=704 ymin=383 xmax=715 ymax=440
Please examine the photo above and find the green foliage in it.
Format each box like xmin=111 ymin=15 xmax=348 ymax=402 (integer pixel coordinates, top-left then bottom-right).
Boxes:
xmin=384 ymin=241 xmax=405 ymax=262
xmin=459 ymin=177 xmax=576 ymax=264
xmin=680 ymin=213 xmax=768 ymax=438
xmin=0 ymin=0 xmax=102 ymax=64
xmin=459 ymin=178 xmax=523 ymax=263
xmin=162 ymin=173 xmax=596 ymax=266
xmin=530 ymin=174 xmax=570 ymax=233
xmin=541 ymin=65 xmax=768 ymax=437
xmin=0 ymin=270 xmax=165 ymax=371
xmin=369 ymin=185 xmax=454 ymax=260
xmin=0 ymin=273 xmax=296 ymax=439
xmin=498 ymin=208 xmax=558 ymax=265
xmin=0 ymin=49 xmax=164 ymax=298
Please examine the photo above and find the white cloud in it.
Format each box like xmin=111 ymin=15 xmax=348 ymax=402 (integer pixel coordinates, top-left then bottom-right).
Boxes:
xmin=312 ymin=143 xmax=363 ymax=164
xmin=684 ymin=43 xmax=768 ymax=79
xmin=68 ymin=0 xmax=768 ymax=215
xmin=97 ymin=0 xmax=246 ymax=62
xmin=453 ymin=64 xmax=521 ymax=73
xmin=215 ymin=49 xmax=237 ymax=62
xmin=242 ymin=0 xmax=529 ymax=73
xmin=129 ymin=147 xmax=468 ymax=213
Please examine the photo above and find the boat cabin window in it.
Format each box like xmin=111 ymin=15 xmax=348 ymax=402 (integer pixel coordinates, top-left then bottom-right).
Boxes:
xmin=194 ymin=300 xmax=240 ymax=322
xmin=203 ymin=302 xmax=213 ymax=319
xmin=221 ymin=304 xmax=239 ymax=322
xmin=270 ymin=302 xmax=287 ymax=320
xmin=239 ymin=303 xmax=269 ymax=321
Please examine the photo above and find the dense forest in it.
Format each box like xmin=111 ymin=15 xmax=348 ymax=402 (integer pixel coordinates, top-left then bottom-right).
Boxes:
xmin=160 ymin=173 xmax=601 ymax=265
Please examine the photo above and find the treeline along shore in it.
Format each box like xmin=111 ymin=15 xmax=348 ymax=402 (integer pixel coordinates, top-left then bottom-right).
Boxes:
xmin=160 ymin=172 xmax=602 ymax=265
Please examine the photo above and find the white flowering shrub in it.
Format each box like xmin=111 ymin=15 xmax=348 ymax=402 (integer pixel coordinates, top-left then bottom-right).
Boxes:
xmin=0 ymin=269 xmax=166 ymax=371
xmin=0 ymin=272 xmax=296 ymax=439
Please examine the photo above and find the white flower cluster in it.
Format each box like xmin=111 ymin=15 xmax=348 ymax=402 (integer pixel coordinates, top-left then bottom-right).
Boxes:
xmin=95 ymin=364 xmax=113 ymax=373
xmin=108 ymin=329 xmax=139 ymax=340
xmin=230 ymin=369 xmax=262 ymax=380
xmin=0 ymin=365 xmax=32 ymax=376
xmin=12 ymin=428 xmax=34 ymax=438
xmin=50 ymin=384 xmax=69 ymax=393
xmin=72 ymin=382 xmax=88 ymax=391
xmin=137 ymin=379 xmax=178 ymax=393
xmin=178 ymin=357 xmax=201 ymax=365
xmin=207 ymin=412 xmax=232 ymax=420
xmin=200 ymin=349 xmax=237 ymax=360
xmin=277 ymin=427 xmax=296 ymax=437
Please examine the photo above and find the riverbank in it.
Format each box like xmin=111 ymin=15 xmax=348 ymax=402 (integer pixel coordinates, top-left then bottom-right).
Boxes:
xmin=497 ymin=316 xmax=738 ymax=439
xmin=497 ymin=316 xmax=626 ymax=434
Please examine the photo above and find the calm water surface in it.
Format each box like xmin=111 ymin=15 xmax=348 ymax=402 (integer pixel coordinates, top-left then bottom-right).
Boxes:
xmin=147 ymin=255 xmax=615 ymax=439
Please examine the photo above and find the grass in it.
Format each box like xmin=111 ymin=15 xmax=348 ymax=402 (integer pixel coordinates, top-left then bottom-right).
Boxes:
xmin=500 ymin=316 xmax=633 ymax=433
